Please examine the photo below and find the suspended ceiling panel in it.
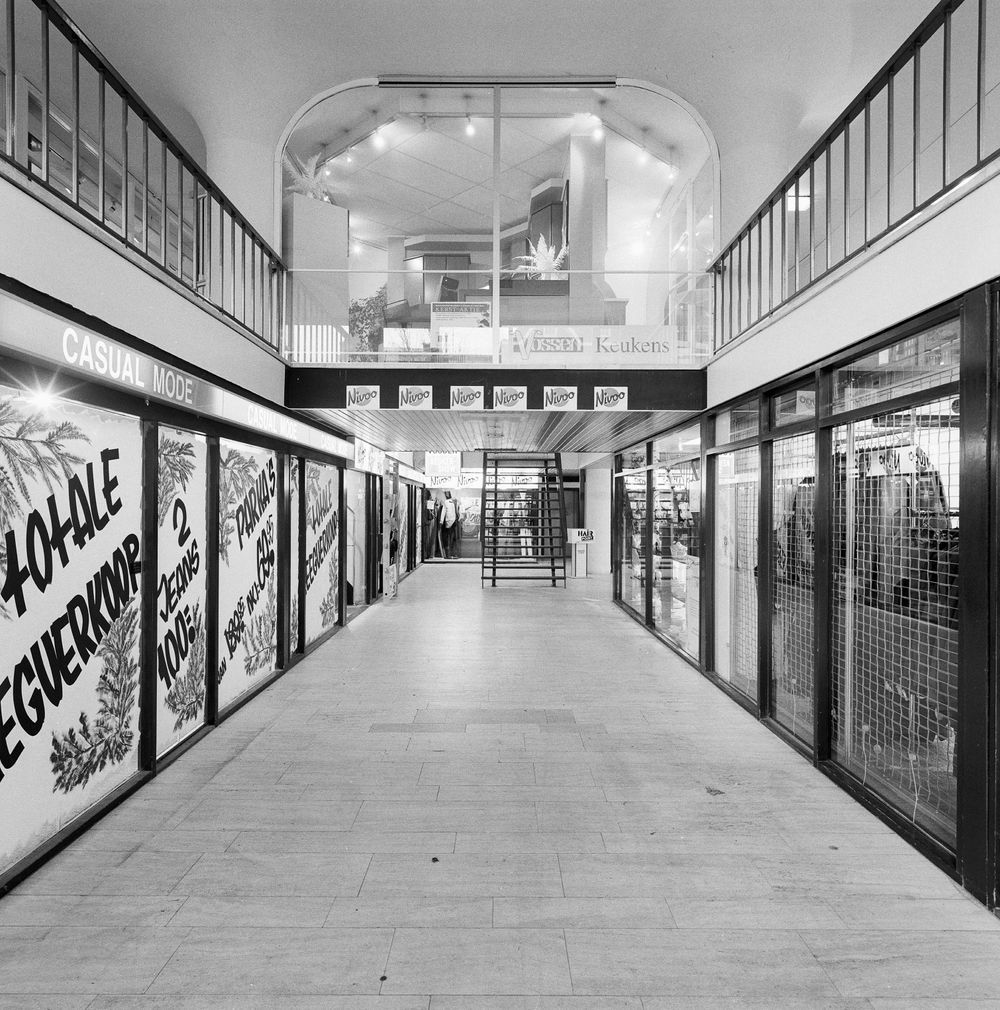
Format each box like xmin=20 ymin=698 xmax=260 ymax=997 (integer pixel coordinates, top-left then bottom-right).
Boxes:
xmin=300 ymin=407 xmax=697 ymax=454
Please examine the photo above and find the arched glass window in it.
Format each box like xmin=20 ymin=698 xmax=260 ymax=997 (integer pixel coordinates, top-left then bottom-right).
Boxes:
xmin=281 ymin=82 xmax=715 ymax=367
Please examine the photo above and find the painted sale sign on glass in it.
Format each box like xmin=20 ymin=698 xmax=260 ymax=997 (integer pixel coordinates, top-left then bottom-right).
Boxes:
xmin=0 ymin=386 xmax=143 ymax=875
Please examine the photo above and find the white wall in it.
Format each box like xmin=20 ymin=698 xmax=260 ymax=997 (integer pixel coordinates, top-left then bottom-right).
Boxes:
xmin=1 ymin=178 xmax=286 ymax=404
xmin=708 ymin=170 xmax=1000 ymax=406
xmin=584 ymin=464 xmax=613 ymax=575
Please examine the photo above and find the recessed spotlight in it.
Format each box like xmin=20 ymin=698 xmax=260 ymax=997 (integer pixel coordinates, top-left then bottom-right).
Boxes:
xmin=591 ymin=120 xmax=604 ymax=141
xmin=465 ymin=117 xmax=475 ymax=136
xmin=637 ymin=148 xmax=649 ymax=165
xmin=353 ymin=243 xmax=363 ymax=255
xmin=373 ymin=130 xmax=387 ymax=151
xmin=324 ymin=167 xmax=332 ymax=177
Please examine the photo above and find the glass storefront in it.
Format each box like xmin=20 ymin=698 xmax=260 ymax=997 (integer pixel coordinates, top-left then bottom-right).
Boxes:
xmin=769 ymin=432 xmax=816 ymax=745
xmin=616 ymin=446 xmax=649 ymax=619
xmin=652 ymin=426 xmax=702 ymax=658
xmin=713 ymin=446 xmax=760 ymax=701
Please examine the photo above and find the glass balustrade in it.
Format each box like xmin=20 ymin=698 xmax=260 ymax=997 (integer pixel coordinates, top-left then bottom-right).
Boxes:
xmin=284 ymin=267 xmax=712 ymax=367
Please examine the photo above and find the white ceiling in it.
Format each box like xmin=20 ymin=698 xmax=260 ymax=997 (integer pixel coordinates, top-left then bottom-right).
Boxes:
xmin=286 ymin=86 xmax=695 ymax=250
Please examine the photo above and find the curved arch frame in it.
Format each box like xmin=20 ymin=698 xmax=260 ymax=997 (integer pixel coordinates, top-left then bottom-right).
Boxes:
xmin=272 ymin=76 xmax=722 ymax=260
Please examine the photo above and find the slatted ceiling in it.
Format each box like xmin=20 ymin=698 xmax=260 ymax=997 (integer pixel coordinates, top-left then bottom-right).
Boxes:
xmin=300 ymin=408 xmax=696 ymax=454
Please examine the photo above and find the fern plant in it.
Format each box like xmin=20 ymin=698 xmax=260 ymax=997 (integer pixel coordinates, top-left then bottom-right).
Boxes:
xmin=513 ymin=234 xmax=569 ymax=280
xmin=282 ymin=152 xmax=335 ymax=203
xmin=243 ymin=576 xmax=277 ymax=677
xmin=218 ymin=449 xmax=259 ymax=565
xmin=51 ymin=601 xmax=140 ymax=792
xmin=165 ymin=603 xmax=206 ymax=730
xmin=157 ymin=434 xmax=197 ymax=527
xmin=0 ymin=397 xmax=89 ymax=620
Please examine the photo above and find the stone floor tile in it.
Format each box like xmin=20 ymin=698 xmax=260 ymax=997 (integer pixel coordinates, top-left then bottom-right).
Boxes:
xmin=454 ymin=832 xmax=605 ymax=853
xmin=495 ymin=896 xmax=675 ymax=928
xmin=353 ymin=802 xmax=538 ymax=832
xmin=565 ymin=928 xmax=839 ymax=996
xmin=168 ymin=895 xmax=335 ymax=927
xmin=91 ymin=999 xmax=430 ymax=1010
xmin=325 ymin=896 xmax=492 ymax=927
xmin=171 ymin=852 xmax=372 ymax=896
xmin=229 ymin=829 xmax=457 ymax=853
xmin=359 ymin=853 xmax=564 ymax=897
xmin=382 ymin=927 xmax=571 ymax=995
xmin=146 ymin=927 xmax=393 ymax=994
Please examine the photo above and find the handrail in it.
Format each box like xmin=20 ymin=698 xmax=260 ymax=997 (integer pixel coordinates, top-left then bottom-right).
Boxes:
xmin=713 ymin=0 xmax=997 ymax=350
xmin=1 ymin=0 xmax=284 ymax=349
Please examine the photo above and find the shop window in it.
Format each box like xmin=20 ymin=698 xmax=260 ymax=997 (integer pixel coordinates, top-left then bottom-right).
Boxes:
xmin=715 ymin=399 xmax=759 ymax=444
xmin=770 ymin=433 xmax=816 ymax=745
xmin=156 ymin=427 xmax=209 ymax=758
xmin=217 ymin=440 xmax=279 ymax=711
xmin=618 ymin=460 xmax=649 ymax=619
xmin=713 ymin=447 xmax=760 ymax=700
xmin=305 ymin=461 xmax=341 ymax=645
xmin=830 ymin=397 xmax=959 ymax=845
xmin=653 ymin=424 xmax=702 ymax=658
xmin=771 ymin=385 xmax=816 ymax=428
xmin=831 ymin=319 xmax=960 ymax=413
xmin=289 ymin=457 xmax=301 ymax=654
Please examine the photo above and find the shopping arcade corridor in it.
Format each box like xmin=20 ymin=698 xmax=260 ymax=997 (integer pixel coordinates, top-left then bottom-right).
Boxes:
xmin=1 ymin=564 xmax=999 ymax=1006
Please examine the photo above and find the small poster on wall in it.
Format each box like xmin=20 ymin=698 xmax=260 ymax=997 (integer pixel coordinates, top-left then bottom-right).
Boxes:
xmin=217 ymin=440 xmax=278 ymax=711
xmin=155 ymin=427 xmax=208 ymax=757
xmin=0 ymin=385 xmax=143 ymax=876
xmin=304 ymin=461 xmax=339 ymax=646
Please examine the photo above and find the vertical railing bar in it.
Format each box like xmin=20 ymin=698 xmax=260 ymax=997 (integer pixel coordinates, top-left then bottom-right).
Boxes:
xmin=736 ymin=231 xmax=742 ymax=336
xmin=97 ymin=70 xmax=105 ymax=222
xmin=808 ymin=159 xmax=816 ymax=281
xmin=914 ymin=41 xmax=922 ymax=204
xmin=864 ymin=97 xmax=871 ymax=245
xmin=176 ymin=160 xmax=183 ymax=279
xmin=977 ymin=0 xmax=986 ymax=163
xmin=217 ymin=198 xmax=225 ymax=309
xmin=252 ymin=239 xmax=258 ymax=333
xmin=70 ymin=41 xmax=79 ymax=204
xmin=119 ymin=87 xmax=127 ymax=238
xmin=727 ymin=250 xmax=733 ymax=343
xmin=141 ymin=118 xmax=148 ymax=255
xmin=159 ymin=136 xmax=167 ymax=268
xmin=4 ymin=0 xmax=14 ymax=159
xmin=943 ymin=6 xmax=952 ymax=183
xmin=825 ymin=143 xmax=832 ymax=268
xmin=792 ymin=178 xmax=799 ymax=296
xmin=206 ymin=191 xmax=213 ymax=304
xmin=888 ymin=69 xmax=895 ymax=222
xmin=780 ymin=186 xmax=788 ymax=306
xmin=241 ymin=230 xmax=247 ymax=325
xmin=40 ymin=5 xmax=49 ymax=182
xmin=844 ymin=119 xmax=852 ymax=255
xmin=229 ymin=213 xmax=236 ymax=316
xmin=769 ymin=200 xmax=775 ymax=313
xmin=756 ymin=210 xmax=763 ymax=319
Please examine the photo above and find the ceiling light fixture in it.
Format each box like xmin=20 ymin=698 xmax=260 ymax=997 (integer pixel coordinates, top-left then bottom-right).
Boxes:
xmin=591 ymin=118 xmax=604 ymax=141
xmin=465 ymin=116 xmax=475 ymax=137
xmin=638 ymin=127 xmax=649 ymax=164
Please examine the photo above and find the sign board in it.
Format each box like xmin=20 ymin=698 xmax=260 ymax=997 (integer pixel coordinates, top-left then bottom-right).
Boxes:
xmin=354 ymin=439 xmax=386 ymax=474
xmin=346 ymin=384 xmax=380 ymax=409
xmin=594 ymin=386 xmax=629 ymax=411
xmin=398 ymin=384 xmax=433 ymax=410
xmin=567 ymin=528 xmax=595 ymax=543
xmin=431 ymin=302 xmax=491 ymax=354
xmin=0 ymin=291 xmax=352 ymax=459
xmin=492 ymin=385 xmax=527 ymax=411
xmin=501 ymin=324 xmax=681 ymax=366
xmin=543 ymin=385 xmax=577 ymax=411
xmin=450 ymin=385 xmax=484 ymax=410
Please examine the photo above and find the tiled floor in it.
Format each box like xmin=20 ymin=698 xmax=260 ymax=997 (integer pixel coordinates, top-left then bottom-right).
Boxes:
xmin=2 ymin=564 xmax=1000 ymax=1008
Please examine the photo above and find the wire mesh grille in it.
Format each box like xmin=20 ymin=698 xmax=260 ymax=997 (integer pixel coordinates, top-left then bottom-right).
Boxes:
xmin=831 ymin=396 xmax=959 ymax=846
xmin=714 ymin=447 xmax=759 ymax=699
xmin=654 ymin=461 xmax=701 ymax=658
xmin=620 ymin=471 xmax=648 ymax=617
xmin=770 ymin=434 xmax=816 ymax=745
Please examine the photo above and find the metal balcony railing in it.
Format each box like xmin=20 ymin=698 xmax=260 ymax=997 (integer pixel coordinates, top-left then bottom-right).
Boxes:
xmin=1 ymin=0 xmax=284 ymax=349
xmin=713 ymin=0 xmax=1000 ymax=351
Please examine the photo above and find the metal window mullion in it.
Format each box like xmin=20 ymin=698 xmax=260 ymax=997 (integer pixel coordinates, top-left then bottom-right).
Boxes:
xmin=736 ymin=233 xmax=743 ymax=335
xmin=251 ymin=239 xmax=258 ymax=333
xmin=780 ymin=189 xmax=788 ymax=305
xmin=241 ymin=229 xmax=247 ymax=324
xmin=70 ymin=41 xmax=79 ymax=203
xmin=205 ymin=193 xmax=214 ymax=304
xmin=4 ymin=0 xmax=14 ymax=159
xmin=943 ymin=7 xmax=952 ymax=183
xmin=40 ymin=5 xmax=49 ymax=182
xmin=769 ymin=200 xmax=776 ymax=311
